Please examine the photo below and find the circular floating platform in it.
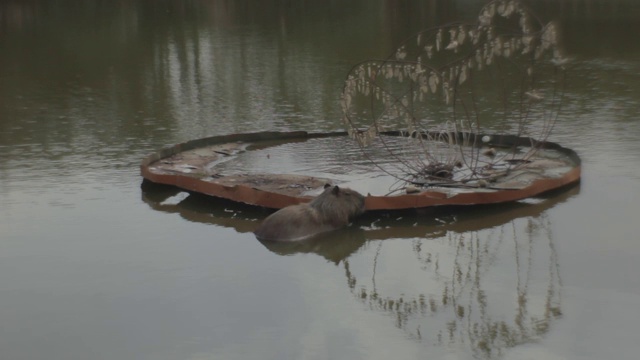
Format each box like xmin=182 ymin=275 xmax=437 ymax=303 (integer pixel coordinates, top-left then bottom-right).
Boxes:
xmin=140 ymin=131 xmax=581 ymax=211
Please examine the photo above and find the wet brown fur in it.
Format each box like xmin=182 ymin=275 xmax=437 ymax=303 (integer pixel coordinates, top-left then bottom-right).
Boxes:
xmin=254 ymin=185 xmax=365 ymax=242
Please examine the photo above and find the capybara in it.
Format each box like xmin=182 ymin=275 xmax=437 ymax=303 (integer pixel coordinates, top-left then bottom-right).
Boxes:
xmin=254 ymin=185 xmax=366 ymax=242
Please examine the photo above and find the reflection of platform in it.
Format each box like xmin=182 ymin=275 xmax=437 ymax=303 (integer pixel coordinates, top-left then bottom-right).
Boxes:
xmin=140 ymin=131 xmax=581 ymax=210
xmin=140 ymin=178 xmax=580 ymax=262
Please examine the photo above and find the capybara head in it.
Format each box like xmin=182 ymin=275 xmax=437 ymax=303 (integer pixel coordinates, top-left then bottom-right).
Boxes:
xmin=310 ymin=185 xmax=366 ymax=226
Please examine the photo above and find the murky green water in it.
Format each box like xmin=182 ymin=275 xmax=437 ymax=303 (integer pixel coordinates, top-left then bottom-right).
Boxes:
xmin=2 ymin=1 xmax=640 ymax=359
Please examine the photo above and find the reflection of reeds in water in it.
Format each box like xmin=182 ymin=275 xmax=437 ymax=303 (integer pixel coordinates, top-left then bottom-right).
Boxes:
xmin=343 ymin=214 xmax=561 ymax=359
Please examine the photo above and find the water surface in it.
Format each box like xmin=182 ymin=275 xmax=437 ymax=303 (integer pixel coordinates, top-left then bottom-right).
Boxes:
xmin=2 ymin=1 xmax=640 ymax=359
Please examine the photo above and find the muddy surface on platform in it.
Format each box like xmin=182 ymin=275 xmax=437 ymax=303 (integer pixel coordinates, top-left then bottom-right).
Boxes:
xmin=147 ymin=139 xmax=576 ymax=198
xmin=148 ymin=143 xmax=336 ymax=197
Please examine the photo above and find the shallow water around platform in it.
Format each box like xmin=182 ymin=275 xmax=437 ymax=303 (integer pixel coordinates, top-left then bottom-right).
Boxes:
xmin=2 ymin=1 xmax=640 ymax=360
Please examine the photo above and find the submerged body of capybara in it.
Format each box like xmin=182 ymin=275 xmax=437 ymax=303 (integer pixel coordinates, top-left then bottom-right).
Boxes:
xmin=254 ymin=185 xmax=366 ymax=242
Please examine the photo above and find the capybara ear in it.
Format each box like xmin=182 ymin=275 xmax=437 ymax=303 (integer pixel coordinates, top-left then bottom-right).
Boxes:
xmin=332 ymin=185 xmax=340 ymax=195
xmin=324 ymin=183 xmax=332 ymax=189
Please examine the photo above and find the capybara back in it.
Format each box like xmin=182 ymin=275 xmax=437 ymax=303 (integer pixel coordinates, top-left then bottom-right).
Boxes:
xmin=254 ymin=185 xmax=365 ymax=241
